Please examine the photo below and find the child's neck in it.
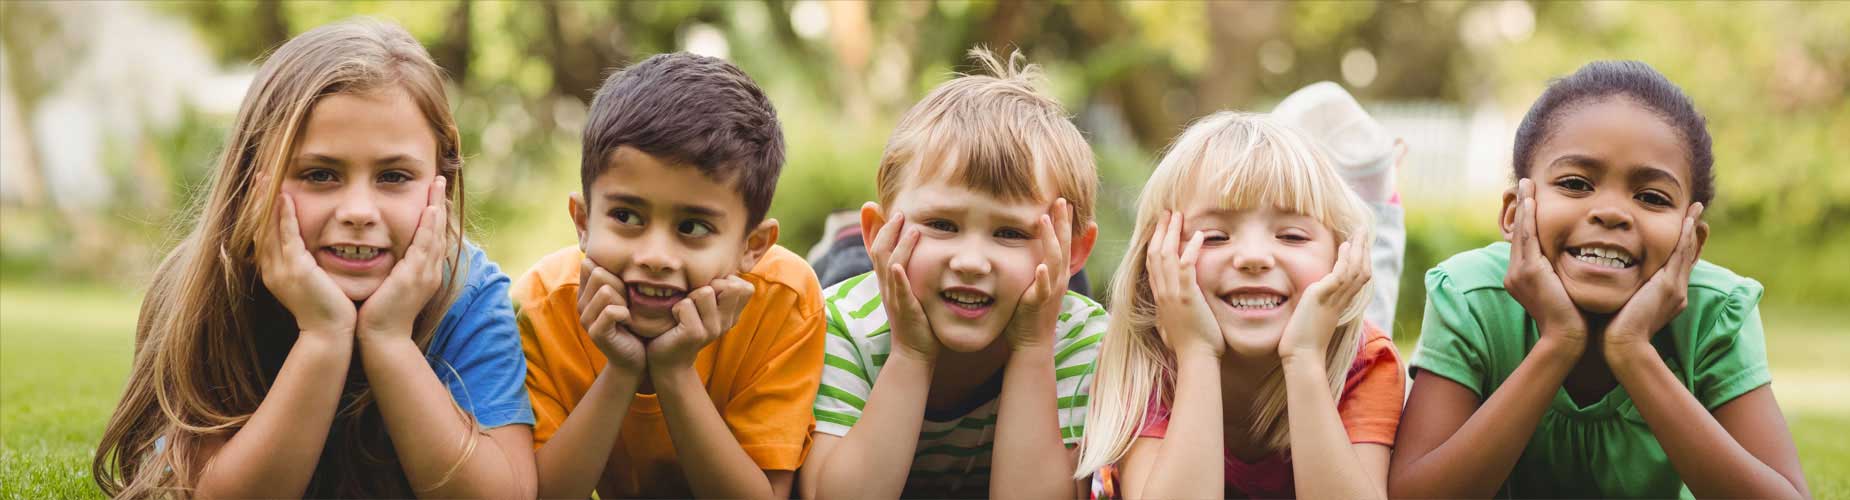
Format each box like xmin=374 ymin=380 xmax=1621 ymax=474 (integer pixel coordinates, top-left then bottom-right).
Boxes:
xmin=925 ymin=339 xmax=1011 ymax=417
xmin=1217 ymin=349 xmax=1282 ymax=462
xmin=1561 ymin=312 xmax=1619 ymax=407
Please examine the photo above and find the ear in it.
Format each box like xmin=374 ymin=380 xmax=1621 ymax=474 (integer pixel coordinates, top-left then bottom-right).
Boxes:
xmin=1498 ymin=185 xmax=1519 ymax=243
xmin=1067 ymin=220 xmax=1099 ymax=277
xmin=1692 ymin=220 xmax=1709 ymax=261
xmin=859 ymin=202 xmax=887 ymax=257
xmin=738 ymin=218 xmax=780 ymax=272
xmin=570 ymin=192 xmax=591 ymax=252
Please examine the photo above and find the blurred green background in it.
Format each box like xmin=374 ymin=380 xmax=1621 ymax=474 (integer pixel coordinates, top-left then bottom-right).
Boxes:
xmin=2 ymin=1 xmax=1846 ymax=497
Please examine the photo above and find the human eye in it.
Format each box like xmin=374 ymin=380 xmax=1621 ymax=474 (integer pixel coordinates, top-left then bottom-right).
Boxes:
xmin=1555 ymin=176 xmax=1593 ymax=193
xmin=994 ymin=227 xmax=1032 ymax=240
xmin=609 ymin=208 xmax=642 ymax=226
xmin=1199 ymin=229 xmax=1231 ymax=245
xmin=300 ymin=168 xmax=338 ymax=184
xmin=1635 ymin=190 xmax=1674 ymax=208
xmin=377 ymin=170 xmax=413 ymax=185
xmin=923 ymin=219 xmax=958 ymax=233
xmin=678 ymin=219 xmax=715 ymax=237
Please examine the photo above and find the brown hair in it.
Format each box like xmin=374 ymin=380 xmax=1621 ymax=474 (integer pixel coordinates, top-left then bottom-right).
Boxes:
xmin=580 ymin=52 xmax=785 ymax=229
xmin=876 ymin=47 xmax=1098 ymax=228
xmin=92 ymin=18 xmax=469 ymax=498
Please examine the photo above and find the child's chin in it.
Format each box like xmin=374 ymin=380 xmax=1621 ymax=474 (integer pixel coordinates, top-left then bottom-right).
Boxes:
xmin=932 ymin=325 xmax=1002 ymax=353
xmin=1566 ymin=286 xmax=1633 ymax=315
xmin=626 ymin=315 xmax=675 ymax=338
xmin=334 ymin=277 xmax=383 ymax=303
xmin=1222 ymin=327 xmax=1284 ymax=358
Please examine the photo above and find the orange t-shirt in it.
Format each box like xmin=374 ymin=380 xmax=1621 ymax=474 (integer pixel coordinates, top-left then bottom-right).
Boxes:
xmin=512 ymin=245 xmax=826 ymax=498
xmin=1093 ymin=323 xmax=1404 ymax=499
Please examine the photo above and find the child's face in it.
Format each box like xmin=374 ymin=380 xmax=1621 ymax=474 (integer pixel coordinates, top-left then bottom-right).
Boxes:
xmin=572 ymin=146 xmax=771 ymax=337
xmin=882 ymin=177 xmax=1055 ymax=352
xmin=1179 ymin=203 xmax=1339 ymax=357
xmin=282 ymin=87 xmax=439 ymax=302
xmin=1506 ymin=97 xmax=1697 ymax=314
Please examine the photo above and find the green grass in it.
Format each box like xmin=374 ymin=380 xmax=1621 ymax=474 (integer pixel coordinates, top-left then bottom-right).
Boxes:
xmin=3 ymin=282 xmax=1847 ymax=498
xmin=2 ymin=283 xmax=137 ymax=499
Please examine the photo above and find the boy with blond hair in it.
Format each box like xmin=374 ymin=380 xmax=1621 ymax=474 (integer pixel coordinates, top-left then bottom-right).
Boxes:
xmin=799 ymin=48 xmax=1104 ymax=499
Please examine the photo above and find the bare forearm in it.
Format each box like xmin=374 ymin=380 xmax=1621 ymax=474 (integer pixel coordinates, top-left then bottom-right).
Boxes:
xmin=1281 ymin=357 xmax=1382 ymax=500
xmin=195 ymin=334 xmax=349 ymax=498
xmin=1133 ymin=353 xmax=1223 ymax=500
xmin=1607 ymin=343 xmax=1805 ymax=499
xmin=654 ymin=364 xmax=775 ymax=499
xmin=991 ymin=345 xmax=1074 ymax=500
xmin=1389 ymin=337 xmax=1579 ymax=498
xmin=360 ymin=337 xmax=533 ymax=498
xmin=815 ymin=352 xmax=932 ymax=500
xmin=535 ymin=362 xmax=641 ymax=498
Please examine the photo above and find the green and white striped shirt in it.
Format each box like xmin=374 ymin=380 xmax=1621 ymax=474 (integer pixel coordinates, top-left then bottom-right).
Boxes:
xmin=813 ymin=271 xmax=1108 ymax=494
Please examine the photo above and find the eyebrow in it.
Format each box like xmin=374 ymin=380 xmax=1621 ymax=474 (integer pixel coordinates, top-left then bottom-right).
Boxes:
xmin=1550 ymin=154 xmax=1683 ymax=189
xmin=603 ymin=193 xmax=727 ymax=219
xmin=294 ymin=153 xmax=423 ymax=168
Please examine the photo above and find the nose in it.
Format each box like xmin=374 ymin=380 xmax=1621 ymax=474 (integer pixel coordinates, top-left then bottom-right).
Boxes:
xmin=631 ymin=228 xmax=680 ymax=276
xmin=947 ymin=240 xmax=991 ymax=278
xmin=1230 ymin=239 xmax=1276 ymax=274
xmin=332 ymin=185 xmax=381 ymax=229
xmin=1586 ymin=204 xmax=1634 ymax=230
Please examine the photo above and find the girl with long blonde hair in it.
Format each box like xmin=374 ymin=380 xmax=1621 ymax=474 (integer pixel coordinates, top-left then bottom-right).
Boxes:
xmin=1074 ymin=112 xmax=1404 ymax=499
xmin=93 ymin=19 xmax=535 ymax=498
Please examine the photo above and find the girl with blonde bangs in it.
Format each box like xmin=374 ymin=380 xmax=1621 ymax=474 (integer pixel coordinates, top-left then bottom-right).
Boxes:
xmin=92 ymin=19 xmax=535 ymax=498
xmin=1076 ymin=112 xmax=1405 ymax=499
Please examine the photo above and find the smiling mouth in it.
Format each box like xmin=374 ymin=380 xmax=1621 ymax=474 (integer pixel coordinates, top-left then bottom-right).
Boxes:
xmin=627 ymin=283 xmax=686 ymax=309
xmin=326 ymin=245 xmax=383 ymax=261
xmin=1567 ymin=246 xmax=1636 ymax=269
xmin=1221 ymin=292 xmax=1287 ymax=310
xmin=939 ymin=289 xmax=995 ymax=317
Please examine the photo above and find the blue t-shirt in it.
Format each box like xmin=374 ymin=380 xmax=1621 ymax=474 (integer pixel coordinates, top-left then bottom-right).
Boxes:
xmin=426 ymin=241 xmax=536 ymax=429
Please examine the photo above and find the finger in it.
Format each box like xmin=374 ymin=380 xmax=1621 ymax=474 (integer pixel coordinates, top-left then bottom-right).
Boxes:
xmin=428 ymin=175 xmax=447 ymax=207
xmin=588 ymin=304 xmax=629 ymax=339
xmin=870 ymin=211 xmax=905 ymax=261
xmin=279 ymin=194 xmax=308 ymax=256
xmin=578 ymin=258 xmax=594 ymax=305
xmin=581 ymin=285 xmax=617 ymax=329
xmin=1038 ymin=213 xmax=1060 ymax=268
xmin=671 ymin=298 xmax=702 ymax=336
xmin=891 ymin=226 xmax=921 ymax=271
xmin=1180 ymin=230 xmax=1206 ymax=268
xmin=1146 ymin=213 xmax=1170 ymax=294
xmin=890 ymin=263 xmax=925 ymax=312
xmin=1054 ymin=197 xmax=1073 ymax=256
xmin=1682 ymin=203 xmax=1705 ymax=270
xmin=693 ymin=287 xmax=722 ymax=336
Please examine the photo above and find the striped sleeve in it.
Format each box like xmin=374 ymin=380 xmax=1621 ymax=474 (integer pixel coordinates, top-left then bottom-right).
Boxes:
xmin=813 ymin=273 xmax=883 ymax=437
xmin=1053 ymin=291 xmax=1109 ymax=445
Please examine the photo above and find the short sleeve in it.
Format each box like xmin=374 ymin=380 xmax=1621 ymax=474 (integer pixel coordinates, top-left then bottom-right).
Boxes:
xmin=515 ymin=295 xmax=571 ymax=446
xmin=717 ymin=261 xmax=828 ymax=471
xmin=1055 ymin=292 xmax=1109 ymax=446
xmin=813 ymin=298 xmax=872 ymax=437
xmin=1337 ymin=330 xmax=1405 ymax=446
xmin=1688 ymin=282 xmax=1772 ymax=410
xmin=1410 ymin=268 xmax=1491 ymax=397
xmin=430 ymin=245 xmax=537 ymax=429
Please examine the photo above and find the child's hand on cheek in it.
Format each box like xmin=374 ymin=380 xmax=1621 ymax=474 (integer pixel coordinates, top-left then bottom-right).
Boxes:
xmin=357 ymin=176 xmax=449 ymax=340
xmin=870 ymin=211 xmax=938 ymax=362
xmin=1604 ymin=202 xmax=1705 ymax=357
xmin=256 ymin=179 xmax=356 ymax=338
xmin=1279 ymin=238 xmax=1371 ymax=365
xmin=1504 ymin=179 xmax=1588 ymax=349
xmin=1149 ymin=211 xmax=1223 ymax=360
xmin=579 ymin=259 xmax=646 ymax=373
xmin=1003 ymin=198 xmax=1073 ymax=352
xmin=645 ymin=278 xmax=749 ymax=370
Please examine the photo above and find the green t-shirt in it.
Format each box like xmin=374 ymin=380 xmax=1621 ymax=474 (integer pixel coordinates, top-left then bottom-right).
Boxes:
xmin=1412 ymin=242 xmax=1771 ymax=499
xmin=813 ymin=271 xmax=1106 ymax=496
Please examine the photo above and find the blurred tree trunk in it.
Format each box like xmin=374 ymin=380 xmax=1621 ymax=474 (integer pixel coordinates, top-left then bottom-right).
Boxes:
xmin=431 ymin=0 xmax=472 ymax=85
xmin=1198 ymin=1 xmax=1280 ymax=111
xmin=255 ymin=0 xmax=289 ymax=52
